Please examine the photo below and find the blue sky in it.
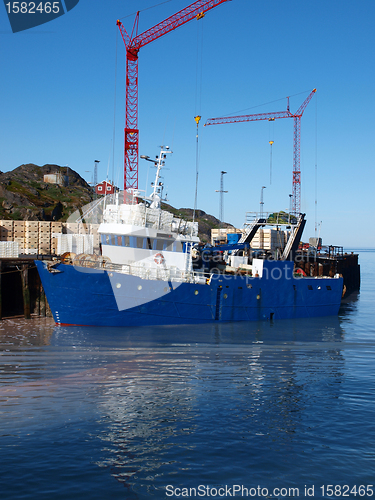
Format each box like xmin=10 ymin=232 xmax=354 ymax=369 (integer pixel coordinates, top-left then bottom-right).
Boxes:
xmin=1 ymin=0 xmax=374 ymax=248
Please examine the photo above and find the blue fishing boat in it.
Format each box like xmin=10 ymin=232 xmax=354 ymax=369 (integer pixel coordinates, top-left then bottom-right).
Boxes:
xmin=35 ymin=147 xmax=343 ymax=327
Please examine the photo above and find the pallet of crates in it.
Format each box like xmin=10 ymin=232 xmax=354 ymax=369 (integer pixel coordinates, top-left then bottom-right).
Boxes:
xmin=211 ymin=228 xmax=227 ymax=245
xmin=0 ymin=241 xmax=19 ymax=258
xmin=52 ymin=233 xmax=73 ymax=255
xmin=51 ymin=221 xmax=63 ymax=233
xmin=251 ymin=229 xmax=273 ymax=250
xmin=0 ymin=220 xmax=13 ymax=242
xmin=89 ymin=223 xmax=100 ymax=253
xmin=251 ymin=228 xmax=263 ymax=249
xmin=13 ymin=221 xmax=25 ymax=254
xmin=24 ymin=221 xmax=39 ymax=255
xmin=51 ymin=222 xmax=63 ymax=255
xmin=77 ymin=222 xmax=90 ymax=236
xmin=38 ymin=221 xmax=51 ymax=255
xmin=65 ymin=222 xmax=79 ymax=234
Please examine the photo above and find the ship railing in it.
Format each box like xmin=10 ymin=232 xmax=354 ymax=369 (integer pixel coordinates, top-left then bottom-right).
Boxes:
xmin=245 ymin=211 xmax=299 ymax=227
xmin=318 ymin=245 xmax=344 ymax=259
xmin=70 ymin=257 xmax=208 ymax=283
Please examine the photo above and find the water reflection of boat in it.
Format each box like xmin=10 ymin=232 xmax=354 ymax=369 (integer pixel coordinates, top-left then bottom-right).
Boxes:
xmin=63 ymin=318 xmax=345 ymax=491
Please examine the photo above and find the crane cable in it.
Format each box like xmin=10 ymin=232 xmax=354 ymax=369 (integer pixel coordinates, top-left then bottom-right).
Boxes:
xmin=314 ymin=93 xmax=318 ymax=238
xmin=118 ymin=0 xmax=174 ymax=21
xmin=193 ymin=17 xmax=204 ymax=226
xmin=195 ymin=14 xmax=204 ymax=117
xmin=193 ymin=115 xmax=201 ymax=226
xmin=112 ymin=28 xmax=118 ymax=190
xmin=269 ymin=118 xmax=274 ymax=185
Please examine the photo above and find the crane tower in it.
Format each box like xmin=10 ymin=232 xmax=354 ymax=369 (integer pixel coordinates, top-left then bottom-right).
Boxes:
xmin=117 ymin=0 xmax=231 ymax=192
xmin=205 ymin=89 xmax=317 ymax=214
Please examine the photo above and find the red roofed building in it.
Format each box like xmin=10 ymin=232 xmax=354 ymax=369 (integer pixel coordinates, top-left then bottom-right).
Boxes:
xmin=95 ymin=180 xmax=117 ymax=196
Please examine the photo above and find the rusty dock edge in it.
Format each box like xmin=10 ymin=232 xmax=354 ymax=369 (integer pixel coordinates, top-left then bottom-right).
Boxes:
xmin=0 ymin=255 xmax=53 ymax=320
xmin=295 ymin=250 xmax=360 ymax=297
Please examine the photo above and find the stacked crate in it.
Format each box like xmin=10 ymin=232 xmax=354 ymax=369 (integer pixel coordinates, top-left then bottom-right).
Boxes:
xmin=38 ymin=221 xmax=51 ymax=255
xmin=0 ymin=241 xmax=19 ymax=258
xmin=65 ymin=222 xmax=79 ymax=235
xmin=51 ymin=222 xmax=63 ymax=254
xmin=211 ymin=228 xmax=227 ymax=245
xmin=251 ymin=229 xmax=268 ymax=249
xmin=251 ymin=229 xmax=285 ymax=250
xmin=24 ymin=221 xmax=39 ymax=254
xmin=0 ymin=220 xmax=14 ymax=242
xmin=13 ymin=221 xmax=25 ymax=253
xmin=0 ymin=220 xmax=102 ymax=256
xmin=77 ymin=222 xmax=89 ymax=235
xmin=80 ymin=222 xmax=99 ymax=253
xmin=90 ymin=224 xmax=100 ymax=253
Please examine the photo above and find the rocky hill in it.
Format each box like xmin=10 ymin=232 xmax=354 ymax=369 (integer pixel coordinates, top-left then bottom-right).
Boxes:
xmin=0 ymin=164 xmax=93 ymax=221
xmin=0 ymin=164 xmax=232 ymax=243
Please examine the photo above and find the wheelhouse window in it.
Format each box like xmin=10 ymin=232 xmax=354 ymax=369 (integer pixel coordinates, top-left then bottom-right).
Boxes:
xmin=101 ymin=234 xmax=184 ymax=252
xmin=156 ymin=239 xmax=164 ymax=251
xmin=173 ymin=241 xmax=183 ymax=252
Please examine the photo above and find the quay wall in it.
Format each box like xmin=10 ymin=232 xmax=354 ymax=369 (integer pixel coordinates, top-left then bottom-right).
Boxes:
xmin=0 ymin=257 xmax=51 ymax=320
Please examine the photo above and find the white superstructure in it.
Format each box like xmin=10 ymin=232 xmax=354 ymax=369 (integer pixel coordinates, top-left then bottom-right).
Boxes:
xmin=98 ymin=147 xmax=199 ymax=273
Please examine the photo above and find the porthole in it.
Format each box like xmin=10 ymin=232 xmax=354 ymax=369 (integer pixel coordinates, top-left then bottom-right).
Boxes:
xmin=138 ymin=285 xmax=142 ymax=291
xmin=256 ymin=294 xmax=261 ymax=300
xmin=194 ymin=290 xmax=199 ymax=295
xmin=116 ymin=283 xmax=121 ymax=289
xmin=223 ymin=293 xmax=228 ymax=299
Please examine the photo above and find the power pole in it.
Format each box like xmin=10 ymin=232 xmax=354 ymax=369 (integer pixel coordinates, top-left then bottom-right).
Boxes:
xmin=94 ymin=160 xmax=100 ymax=201
xmin=216 ymin=170 xmax=228 ymax=227
xmin=260 ymin=185 xmax=266 ymax=218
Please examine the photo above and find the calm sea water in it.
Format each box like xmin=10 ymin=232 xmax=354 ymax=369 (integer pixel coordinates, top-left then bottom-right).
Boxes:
xmin=0 ymin=250 xmax=374 ymax=500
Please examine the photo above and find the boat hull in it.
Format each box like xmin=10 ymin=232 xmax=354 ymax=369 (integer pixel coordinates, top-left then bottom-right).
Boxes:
xmin=35 ymin=260 xmax=343 ymax=327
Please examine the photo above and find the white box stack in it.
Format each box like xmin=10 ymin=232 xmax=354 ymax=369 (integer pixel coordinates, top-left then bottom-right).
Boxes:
xmin=0 ymin=241 xmax=19 ymax=258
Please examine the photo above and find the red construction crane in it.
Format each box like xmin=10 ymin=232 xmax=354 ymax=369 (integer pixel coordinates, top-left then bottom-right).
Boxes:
xmin=117 ymin=0 xmax=231 ymax=192
xmin=205 ymin=88 xmax=317 ymax=214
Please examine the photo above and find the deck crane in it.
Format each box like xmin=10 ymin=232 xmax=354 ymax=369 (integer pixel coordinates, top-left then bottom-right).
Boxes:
xmin=205 ymin=88 xmax=317 ymax=214
xmin=116 ymin=0 xmax=231 ymax=192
